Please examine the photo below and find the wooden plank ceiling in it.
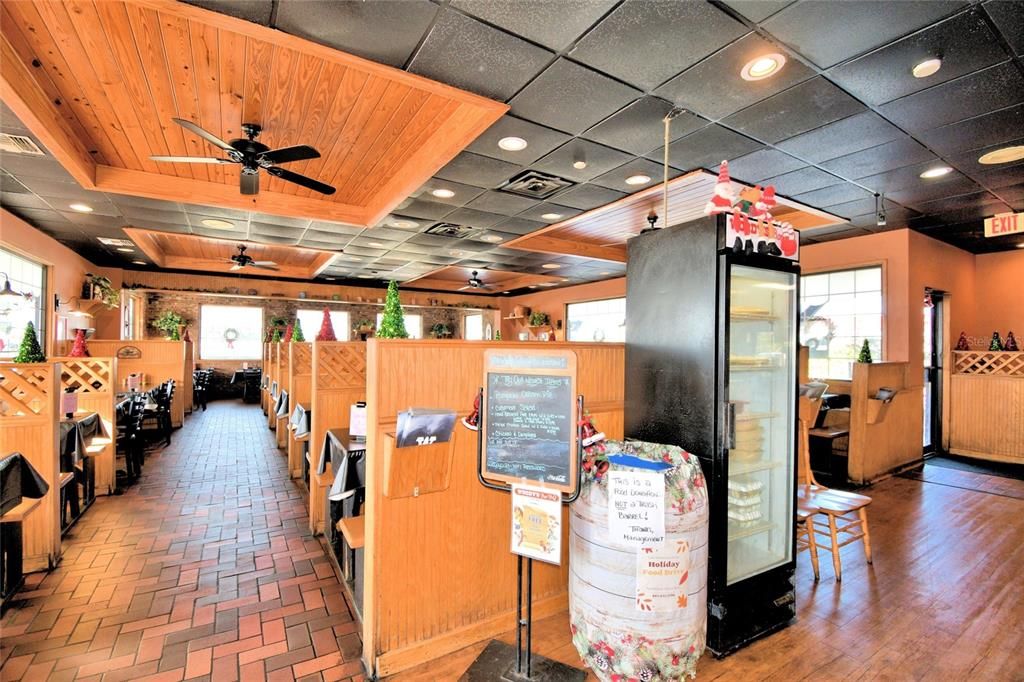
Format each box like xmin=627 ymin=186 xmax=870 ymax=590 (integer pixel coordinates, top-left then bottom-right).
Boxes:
xmin=0 ymin=0 xmax=506 ymax=227
xmin=506 ymin=170 xmax=844 ymax=263
xmin=124 ymin=227 xmax=335 ymax=279
xmin=405 ymin=266 xmax=564 ymax=294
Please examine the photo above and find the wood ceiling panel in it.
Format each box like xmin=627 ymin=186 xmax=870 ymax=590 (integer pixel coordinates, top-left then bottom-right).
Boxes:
xmin=0 ymin=0 xmax=506 ymax=226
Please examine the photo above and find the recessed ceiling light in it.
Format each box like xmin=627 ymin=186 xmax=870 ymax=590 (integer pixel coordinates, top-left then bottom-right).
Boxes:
xmin=541 ymin=213 xmax=563 ymax=220
xmin=200 ymin=218 xmax=234 ymax=230
xmin=912 ymin=58 xmax=942 ymax=79
xmin=324 ymin=277 xmax=335 ymax=281
xmin=919 ymin=166 xmax=953 ymax=179
xmin=625 ymin=174 xmax=651 ymax=186
xmin=502 ymin=291 xmax=511 ymax=294
xmin=357 ymin=274 xmax=373 ymax=279
xmin=1017 ymin=242 xmax=1024 ymax=249
xmin=449 ymin=249 xmax=467 ymax=257
xmin=600 ymin=271 xmax=611 ymax=275
xmin=367 ymin=242 xmax=384 ymax=248
xmin=389 ymin=219 xmax=419 ymax=229
xmin=431 ymin=188 xmax=455 ymax=199
xmin=348 ymin=257 xmax=363 ymax=262
xmin=561 ymin=278 xmax=570 ymax=282
xmin=573 ymin=160 xmax=588 ymax=170
xmin=132 ymin=260 xmax=146 ymax=265
xmin=541 ymin=263 xmax=561 ymax=270
xmin=741 ymin=53 xmax=786 ymax=81
xmin=116 ymin=247 xmax=134 ymax=253
xmin=528 ymin=285 xmax=538 ymax=289
xmin=480 ymin=234 xmax=503 ymax=243
xmin=979 ymin=145 xmax=1024 ymax=165
xmin=69 ymin=203 xmax=93 ymax=213
xmin=498 ymin=136 xmax=528 ymax=151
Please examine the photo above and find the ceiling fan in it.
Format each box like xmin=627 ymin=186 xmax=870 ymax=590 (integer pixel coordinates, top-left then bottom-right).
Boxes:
xmin=150 ymin=119 xmax=336 ymax=196
xmin=459 ymin=270 xmax=494 ymax=291
xmin=226 ymin=245 xmax=278 ymax=272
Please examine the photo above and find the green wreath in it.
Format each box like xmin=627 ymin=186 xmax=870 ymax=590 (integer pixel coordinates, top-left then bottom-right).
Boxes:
xmin=223 ymin=327 xmax=240 ymax=349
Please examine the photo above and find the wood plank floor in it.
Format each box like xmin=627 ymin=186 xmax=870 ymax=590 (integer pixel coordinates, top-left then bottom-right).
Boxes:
xmin=395 ymin=465 xmax=1024 ymax=681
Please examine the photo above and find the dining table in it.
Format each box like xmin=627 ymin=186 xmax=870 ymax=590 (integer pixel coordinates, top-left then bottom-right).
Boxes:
xmin=231 ymin=368 xmax=263 ymax=403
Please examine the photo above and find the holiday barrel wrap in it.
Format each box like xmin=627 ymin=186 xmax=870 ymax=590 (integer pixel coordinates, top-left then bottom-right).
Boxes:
xmin=570 ymin=440 xmax=709 ymax=680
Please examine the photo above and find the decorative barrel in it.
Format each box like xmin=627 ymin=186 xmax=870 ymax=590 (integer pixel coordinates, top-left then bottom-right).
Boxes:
xmin=570 ymin=440 xmax=709 ymax=680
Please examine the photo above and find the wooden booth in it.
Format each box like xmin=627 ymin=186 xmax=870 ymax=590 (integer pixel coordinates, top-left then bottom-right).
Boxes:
xmin=286 ymin=342 xmax=313 ymax=478
xmin=358 ymin=340 xmax=624 ymax=677
xmin=949 ymin=351 xmax=1024 ymax=464
xmin=264 ymin=342 xmax=281 ymax=429
xmin=87 ymin=340 xmax=193 ymax=427
xmin=52 ymin=357 xmax=117 ymax=496
xmin=274 ymin=342 xmax=292 ymax=448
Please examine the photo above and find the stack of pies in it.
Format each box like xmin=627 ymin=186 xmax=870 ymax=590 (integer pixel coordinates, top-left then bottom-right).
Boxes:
xmin=727 ymin=477 xmax=763 ymax=528
xmin=730 ymin=418 xmax=764 ymax=463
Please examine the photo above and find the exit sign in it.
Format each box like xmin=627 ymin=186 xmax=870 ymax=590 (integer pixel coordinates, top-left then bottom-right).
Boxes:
xmin=984 ymin=212 xmax=1023 ymax=237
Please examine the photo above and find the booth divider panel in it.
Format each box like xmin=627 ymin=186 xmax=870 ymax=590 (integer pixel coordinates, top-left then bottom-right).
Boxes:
xmin=87 ymin=341 xmax=190 ymax=427
xmin=0 ymin=363 xmax=61 ymax=572
xmin=53 ymin=357 xmax=117 ymax=495
xmin=848 ymin=362 xmax=923 ymax=483
xmin=288 ymin=343 xmax=313 ymax=478
xmin=363 ymin=341 xmax=624 ymax=676
xmin=276 ymin=343 xmax=292 ymax=449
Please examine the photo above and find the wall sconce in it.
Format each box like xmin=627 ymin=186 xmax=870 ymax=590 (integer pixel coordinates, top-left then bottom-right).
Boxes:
xmin=1 ymin=272 xmax=30 ymax=299
xmin=54 ymin=294 xmax=95 ymax=319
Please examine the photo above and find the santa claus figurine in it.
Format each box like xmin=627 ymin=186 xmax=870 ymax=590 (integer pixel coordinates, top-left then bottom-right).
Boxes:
xmin=758 ymin=185 xmax=777 ymax=222
xmin=703 ymin=160 xmax=735 ymax=215
xmin=461 ymin=391 xmax=481 ymax=431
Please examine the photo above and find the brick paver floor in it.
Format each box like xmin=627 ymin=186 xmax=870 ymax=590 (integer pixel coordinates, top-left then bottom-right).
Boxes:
xmin=1 ymin=401 xmax=364 ymax=681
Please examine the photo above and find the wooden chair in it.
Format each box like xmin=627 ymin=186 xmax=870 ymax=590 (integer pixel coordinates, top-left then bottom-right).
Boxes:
xmin=797 ymin=499 xmax=821 ymax=581
xmin=798 ymin=383 xmax=873 ymax=582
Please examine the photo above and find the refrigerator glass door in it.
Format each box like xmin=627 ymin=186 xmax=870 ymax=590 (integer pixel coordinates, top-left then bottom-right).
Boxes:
xmin=726 ymin=264 xmax=796 ymax=585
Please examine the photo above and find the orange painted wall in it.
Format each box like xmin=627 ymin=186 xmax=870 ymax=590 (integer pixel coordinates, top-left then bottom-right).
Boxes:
xmin=498 ymin=277 xmax=626 ymax=339
xmin=1 ymin=208 xmax=119 ymax=350
xmin=972 ymin=250 xmax=1024 ymax=343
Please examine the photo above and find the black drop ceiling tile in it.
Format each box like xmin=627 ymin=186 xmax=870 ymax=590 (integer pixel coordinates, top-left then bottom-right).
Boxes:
xmin=248 ymin=234 xmax=298 ymax=246
xmin=728 ymin=149 xmax=806 ymax=184
xmin=58 ymin=211 xmax=124 ymax=229
xmin=591 ymin=157 xmax=678 ymax=193
xmin=656 ymin=33 xmax=816 ymax=121
xmin=117 ymin=206 xmax=186 ymax=225
xmin=493 ymin=216 xmax=547 ymax=235
xmin=583 ymin=97 xmax=706 ymax=156
xmin=414 ymin=178 xmax=485 ymax=206
xmin=509 ymin=59 xmax=641 ymax=135
xmin=859 ymin=162 xmax=974 ymax=196
xmin=979 ymin=166 xmax=1024 ymax=192
xmin=917 ymin=104 xmax=1024 ymax=155
xmin=761 ymin=0 xmax=967 ymax=68
xmin=826 ymin=10 xmax=1006 ymax=106
xmin=435 ymin=152 xmax=522 ymax=189
xmin=722 ymin=0 xmax=794 ymax=22
xmin=821 ymin=137 xmax=938 ymax=180
xmin=392 ymin=198 xmax=455 ymax=221
xmin=465 ymin=191 xmax=539 ymax=216
xmin=949 ymin=138 xmax=1024 ymax=175
xmin=879 ymin=61 xmax=1024 ymax=132
xmin=184 ymin=0 xmax=273 ymax=24
xmin=914 ymin=190 xmax=1005 ymax=215
xmin=847 ymin=205 xmax=919 ymax=228
xmin=648 ymin=125 xmax=763 ymax=171
xmin=569 ymin=0 xmax=747 ymax=90
xmin=792 ymin=182 xmax=873 ymax=208
xmin=722 ymin=77 xmax=865 ymax=144
xmin=308 ymin=221 xmax=364 ymax=236
xmin=0 ymin=172 xmax=30 ymax=194
xmin=776 ymin=112 xmax=907 ymax=164
xmin=1 ymin=191 xmax=48 ymax=208
xmin=408 ymin=10 xmax=553 ymax=101
xmin=549 ymin=183 xmax=628 ymax=211
xmin=826 ymin=196 xmax=877 ymax=218
xmin=983 ymin=1 xmax=1024 ymax=56
xmin=451 ymin=0 xmax=618 ymax=52
xmin=274 ymin=0 xmax=436 ymax=67
xmin=443 ymin=207 xmax=507 ymax=229
xmin=0 ymin=154 xmax=75 ymax=182
xmin=763 ymin=167 xmax=843 ymax=196
xmin=516 ymin=202 xmax=582 ymax=223
xmin=465 ymin=115 xmax=571 ymax=165
xmin=886 ymin=175 xmax=982 ymax=205
xmin=531 ymin=139 xmax=633 ymax=183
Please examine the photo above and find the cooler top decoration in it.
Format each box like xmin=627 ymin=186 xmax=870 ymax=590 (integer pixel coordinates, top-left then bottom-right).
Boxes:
xmin=704 ymin=160 xmax=799 ymax=261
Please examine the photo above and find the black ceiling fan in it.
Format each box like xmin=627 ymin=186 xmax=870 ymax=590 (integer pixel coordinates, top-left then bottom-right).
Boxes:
xmin=459 ymin=270 xmax=494 ymax=291
xmin=150 ymin=119 xmax=336 ymax=196
xmin=226 ymin=244 xmax=278 ymax=272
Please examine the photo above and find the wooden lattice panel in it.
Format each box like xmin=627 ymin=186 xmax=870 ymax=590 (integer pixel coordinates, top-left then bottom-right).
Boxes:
xmin=0 ymin=363 xmax=54 ymax=416
xmin=57 ymin=358 xmax=112 ymax=393
xmin=292 ymin=343 xmax=312 ymax=375
xmin=317 ymin=344 xmax=367 ymax=389
xmin=953 ymin=351 xmax=1024 ymax=376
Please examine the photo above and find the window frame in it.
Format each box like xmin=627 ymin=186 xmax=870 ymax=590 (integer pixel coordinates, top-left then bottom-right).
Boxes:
xmin=296 ymin=309 xmax=350 ymax=343
xmin=199 ymin=303 xmax=264 ymax=361
xmin=375 ymin=312 xmax=423 ymax=339
xmin=563 ymin=296 xmax=626 ymax=343
xmin=0 ymin=246 xmax=48 ymax=358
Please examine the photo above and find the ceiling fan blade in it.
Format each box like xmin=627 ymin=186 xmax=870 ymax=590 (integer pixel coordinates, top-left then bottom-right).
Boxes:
xmin=229 ymin=263 xmax=243 ymax=271
xmin=250 ymin=263 xmax=279 ymax=271
xmin=172 ymin=118 xmax=235 ymax=152
xmin=258 ymin=145 xmax=320 ymax=165
xmin=479 ymin=284 xmax=495 ymax=290
xmin=458 ymin=285 xmax=473 ymax=291
xmin=240 ymin=171 xmax=259 ymax=196
xmin=150 ymin=155 xmax=235 ymax=164
xmin=252 ymin=260 xmax=277 ymax=266
xmin=265 ymin=166 xmax=336 ymax=195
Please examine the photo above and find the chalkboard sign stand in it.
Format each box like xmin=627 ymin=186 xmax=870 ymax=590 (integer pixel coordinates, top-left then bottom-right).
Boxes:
xmin=464 ymin=389 xmax=586 ymax=682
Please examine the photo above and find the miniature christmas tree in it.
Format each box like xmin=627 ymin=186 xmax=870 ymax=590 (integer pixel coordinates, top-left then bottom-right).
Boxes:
xmin=316 ymin=308 xmax=337 ymax=341
xmin=69 ymin=328 xmax=90 ymax=357
xmin=14 ymin=321 xmax=45 ymax=363
xmin=271 ymin=327 xmax=282 ymax=343
xmin=494 ymin=330 xmax=502 ymax=341
xmin=292 ymin=319 xmax=305 ymax=342
xmin=856 ymin=339 xmax=873 ymax=363
xmin=1005 ymin=331 xmax=1019 ymax=352
xmin=283 ymin=324 xmax=294 ymax=343
xmin=989 ymin=331 xmax=1003 ymax=351
xmin=954 ymin=331 xmax=970 ymax=351
xmin=376 ymin=281 xmax=408 ymax=339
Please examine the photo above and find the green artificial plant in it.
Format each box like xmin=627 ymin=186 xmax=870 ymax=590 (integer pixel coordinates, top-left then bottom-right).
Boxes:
xmin=153 ymin=310 xmax=186 ymax=340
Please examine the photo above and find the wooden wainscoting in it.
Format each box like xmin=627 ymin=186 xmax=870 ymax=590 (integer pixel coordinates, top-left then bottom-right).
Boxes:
xmin=949 ymin=351 xmax=1024 ymax=464
xmin=87 ymin=341 xmax=191 ymax=427
xmin=362 ymin=340 xmax=624 ymax=676
xmin=0 ymin=362 xmax=61 ymax=572
xmin=53 ymin=357 xmax=117 ymax=495
xmin=287 ymin=342 xmax=313 ymax=478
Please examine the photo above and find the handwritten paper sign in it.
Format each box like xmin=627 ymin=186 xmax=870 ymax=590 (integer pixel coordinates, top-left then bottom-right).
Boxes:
xmin=636 ymin=539 xmax=691 ymax=612
xmin=608 ymin=470 xmax=665 ymax=548
xmin=510 ymin=484 xmax=562 ymax=565
xmin=482 ymin=350 xmax=578 ymax=494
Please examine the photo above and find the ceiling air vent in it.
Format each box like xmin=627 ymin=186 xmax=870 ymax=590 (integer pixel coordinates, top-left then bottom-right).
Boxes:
xmin=424 ymin=222 xmax=478 ymax=239
xmin=0 ymin=133 xmax=45 ymax=156
xmin=500 ymin=170 xmax=574 ymax=199
xmin=97 ymin=237 xmax=135 ymax=247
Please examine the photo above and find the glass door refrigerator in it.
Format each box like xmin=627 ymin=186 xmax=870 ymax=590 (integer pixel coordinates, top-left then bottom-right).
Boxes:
xmin=624 ymin=212 xmax=799 ymax=656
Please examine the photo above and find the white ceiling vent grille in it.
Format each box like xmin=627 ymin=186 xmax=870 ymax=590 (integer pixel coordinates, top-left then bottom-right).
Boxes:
xmin=0 ymin=133 xmax=45 ymax=156
xmin=97 ymin=238 xmax=135 ymax=247
xmin=424 ymin=222 xmax=478 ymax=238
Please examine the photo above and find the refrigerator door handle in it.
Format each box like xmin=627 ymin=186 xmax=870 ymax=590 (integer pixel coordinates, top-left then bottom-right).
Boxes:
xmin=723 ymin=401 xmax=736 ymax=450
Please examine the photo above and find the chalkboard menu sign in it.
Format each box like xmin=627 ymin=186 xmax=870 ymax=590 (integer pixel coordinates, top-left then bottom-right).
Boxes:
xmin=481 ymin=350 xmax=578 ymax=494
